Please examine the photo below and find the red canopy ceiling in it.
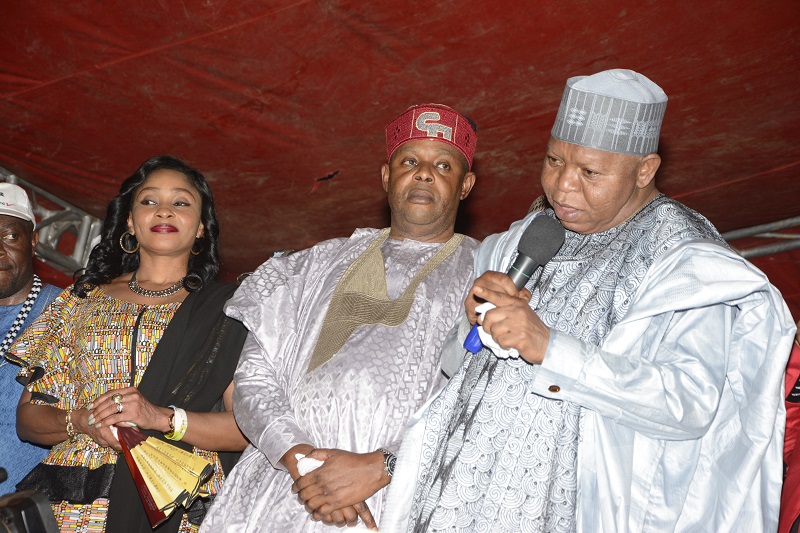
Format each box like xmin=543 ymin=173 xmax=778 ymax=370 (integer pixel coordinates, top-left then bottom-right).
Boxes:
xmin=2 ymin=1 xmax=799 ymax=313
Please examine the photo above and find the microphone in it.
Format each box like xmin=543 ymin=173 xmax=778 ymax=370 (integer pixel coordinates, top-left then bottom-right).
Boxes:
xmin=463 ymin=215 xmax=566 ymax=353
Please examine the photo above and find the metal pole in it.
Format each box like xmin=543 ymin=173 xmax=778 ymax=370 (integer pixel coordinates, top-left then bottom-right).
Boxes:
xmin=721 ymin=216 xmax=800 ymax=241
xmin=732 ymin=239 xmax=800 ymax=259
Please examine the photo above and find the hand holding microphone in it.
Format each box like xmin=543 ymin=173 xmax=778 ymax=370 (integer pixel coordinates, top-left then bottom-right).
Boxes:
xmin=464 ymin=215 xmax=565 ymax=355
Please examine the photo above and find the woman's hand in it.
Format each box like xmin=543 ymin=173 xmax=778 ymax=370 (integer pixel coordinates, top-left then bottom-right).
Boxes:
xmin=84 ymin=382 xmax=246 ymax=452
xmin=16 ymin=389 xmax=124 ymax=450
xmin=87 ymin=387 xmax=171 ymax=433
xmin=71 ymin=408 xmax=122 ymax=450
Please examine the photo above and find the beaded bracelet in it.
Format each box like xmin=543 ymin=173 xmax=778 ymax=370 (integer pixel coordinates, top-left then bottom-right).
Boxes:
xmin=65 ymin=409 xmax=77 ymax=442
xmin=164 ymin=406 xmax=188 ymax=441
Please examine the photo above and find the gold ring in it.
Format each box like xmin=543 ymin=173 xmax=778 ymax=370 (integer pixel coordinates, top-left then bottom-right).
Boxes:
xmin=112 ymin=393 xmax=123 ymax=404
xmin=116 ymin=403 xmax=123 ymax=414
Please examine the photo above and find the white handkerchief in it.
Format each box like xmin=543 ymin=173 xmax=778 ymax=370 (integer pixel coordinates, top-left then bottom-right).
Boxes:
xmin=475 ymin=302 xmax=520 ymax=359
xmin=295 ymin=453 xmax=324 ymax=476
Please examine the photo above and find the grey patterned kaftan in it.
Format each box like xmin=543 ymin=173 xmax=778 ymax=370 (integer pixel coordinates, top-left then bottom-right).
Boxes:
xmin=200 ymin=228 xmax=477 ymax=532
xmin=381 ymin=195 xmax=781 ymax=532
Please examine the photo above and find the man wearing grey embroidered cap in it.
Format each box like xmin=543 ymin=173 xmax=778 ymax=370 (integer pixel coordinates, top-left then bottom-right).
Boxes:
xmin=381 ymin=69 xmax=795 ymax=532
xmin=0 ymin=182 xmax=61 ymax=489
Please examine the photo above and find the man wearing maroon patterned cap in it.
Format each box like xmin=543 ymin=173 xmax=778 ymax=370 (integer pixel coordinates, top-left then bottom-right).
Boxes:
xmin=201 ymin=104 xmax=479 ymax=532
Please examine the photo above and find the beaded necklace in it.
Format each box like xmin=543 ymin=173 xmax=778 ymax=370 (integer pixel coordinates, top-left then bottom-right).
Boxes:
xmin=0 ymin=275 xmax=43 ymax=365
xmin=128 ymin=270 xmax=185 ymax=298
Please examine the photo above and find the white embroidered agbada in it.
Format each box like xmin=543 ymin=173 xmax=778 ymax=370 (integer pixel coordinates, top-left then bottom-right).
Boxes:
xmin=200 ymin=228 xmax=477 ymax=532
xmin=382 ymin=196 xmax=794 ymax=532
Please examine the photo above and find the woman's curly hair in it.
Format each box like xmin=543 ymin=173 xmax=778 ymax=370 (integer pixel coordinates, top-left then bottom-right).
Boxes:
xmin=73 ymin=155 xmax=221 ymax=297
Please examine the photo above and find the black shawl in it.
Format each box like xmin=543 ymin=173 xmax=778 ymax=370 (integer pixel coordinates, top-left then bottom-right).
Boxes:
xmin=105 ymin=280 xmax=247 ymax=533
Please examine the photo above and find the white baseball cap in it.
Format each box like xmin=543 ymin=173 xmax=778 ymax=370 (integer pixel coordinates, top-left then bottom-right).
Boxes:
xmin=0 ymin=183 xmax=36 ymax=226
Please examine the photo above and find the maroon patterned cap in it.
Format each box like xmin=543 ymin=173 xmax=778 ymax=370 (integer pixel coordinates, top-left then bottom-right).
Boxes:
xmin=385 ymin=104 xmax=477 ymax=169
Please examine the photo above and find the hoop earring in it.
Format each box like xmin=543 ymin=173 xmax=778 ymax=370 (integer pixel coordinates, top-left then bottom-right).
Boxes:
xmin=119 ymin=231 xmax=139 ymax=254
xmin=190 ymin=237 xmax=204 ymax=256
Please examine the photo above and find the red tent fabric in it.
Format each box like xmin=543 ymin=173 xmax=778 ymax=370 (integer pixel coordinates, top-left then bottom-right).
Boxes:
xmin=3 ymin=1 xmax=799 ymax=307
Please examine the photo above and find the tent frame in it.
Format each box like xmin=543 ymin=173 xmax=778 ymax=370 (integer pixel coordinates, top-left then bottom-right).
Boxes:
xmin=0 ymin=169 xmax=102 ymax=275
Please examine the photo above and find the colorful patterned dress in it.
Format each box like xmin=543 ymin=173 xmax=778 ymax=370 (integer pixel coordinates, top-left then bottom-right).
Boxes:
xmin=12 ymin=287 xmax=226 ymax=533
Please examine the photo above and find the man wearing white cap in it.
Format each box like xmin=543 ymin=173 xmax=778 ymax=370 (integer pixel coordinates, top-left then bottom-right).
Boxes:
xmin=0 ymin=183 xmax=61 ymax=490
xmin=381 ymin=69 xmax=794 ymax=532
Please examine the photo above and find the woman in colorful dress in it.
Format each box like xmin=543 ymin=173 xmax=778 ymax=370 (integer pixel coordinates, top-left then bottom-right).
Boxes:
xmin=10 ymin=155 xmax=248 ymax=533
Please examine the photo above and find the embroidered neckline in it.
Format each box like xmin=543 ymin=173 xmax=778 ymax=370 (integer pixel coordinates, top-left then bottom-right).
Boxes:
xmin=306 ymin=230 xmax=463 ymax=373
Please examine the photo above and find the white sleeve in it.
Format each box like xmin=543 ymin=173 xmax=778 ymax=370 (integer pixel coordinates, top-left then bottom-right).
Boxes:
xmin=532 ymin=303 xmax=731 ymax=439
xmin=232 ymin=333 xmax=314 ymax=469
xmin=227 ymin=249 xmax=324 ymax=469
xmin=530 ymin=242 xmax=793 ymax=441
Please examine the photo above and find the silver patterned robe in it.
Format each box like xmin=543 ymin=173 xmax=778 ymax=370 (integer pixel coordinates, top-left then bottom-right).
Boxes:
xmin=382 ymin=195 xmax=794 ymax=532
xmin=201 ymin=228 xmax=477 ymax=532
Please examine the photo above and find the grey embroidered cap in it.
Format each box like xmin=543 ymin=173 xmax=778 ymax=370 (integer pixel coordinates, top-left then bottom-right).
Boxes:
xmin=551 ymin=69 xmax=668 ymax=155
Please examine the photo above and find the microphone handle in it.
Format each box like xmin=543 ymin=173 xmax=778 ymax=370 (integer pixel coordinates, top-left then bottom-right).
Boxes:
xmin=507 ymin=254 xmax=537 ymax=290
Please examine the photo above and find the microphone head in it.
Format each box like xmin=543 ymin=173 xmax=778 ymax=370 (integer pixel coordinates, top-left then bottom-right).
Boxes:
xmin=518 ymin=215 xmax=566 ymax=264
